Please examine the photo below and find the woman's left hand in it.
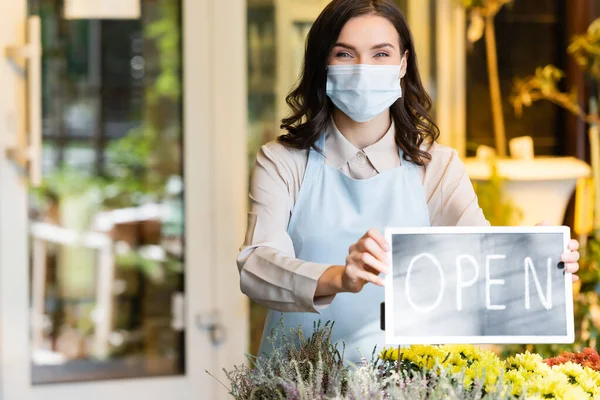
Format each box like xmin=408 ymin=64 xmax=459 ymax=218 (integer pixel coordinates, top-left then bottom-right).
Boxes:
xmin=563 ymin=239 xmax=580 ymax=282
xmin=537 ymin=220 xmax=580 ymax=282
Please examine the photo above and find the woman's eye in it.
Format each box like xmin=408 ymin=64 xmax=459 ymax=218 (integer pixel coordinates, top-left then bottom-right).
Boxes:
xmin=336 ymin=52 xmax=352 ymax=58
xmin=375 ymin=52 xmax=389 ymax=57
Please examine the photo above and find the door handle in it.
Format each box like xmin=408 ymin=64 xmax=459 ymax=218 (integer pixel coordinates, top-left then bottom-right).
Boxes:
xmin=4 ymin=15 xmax=42 ymax=187
xmin=196 ymin=311 xmax=227 ymax=347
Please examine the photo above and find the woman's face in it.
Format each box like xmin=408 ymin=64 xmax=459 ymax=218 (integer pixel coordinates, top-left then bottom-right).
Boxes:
xmin=328 ymin=15 xmax=406 ymax=67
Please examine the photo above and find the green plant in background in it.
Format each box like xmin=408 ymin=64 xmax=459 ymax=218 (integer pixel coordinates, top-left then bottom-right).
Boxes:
xmin=37 ymin=0 xmax=182 ymax=208
xmin=472 ymin=160 xmax=522 ymax=226
xmin=458 ymin=0 xmax=514 ymax=157
xmin=116 ymin=246 xmax=183 ymax=283
xmin=105 ymin=0 xmax=182 ymax=207
xmin=31 ymin=166 xmax=105 ymax=217
xmin=508 ymin=17 xmax=600 ymax=357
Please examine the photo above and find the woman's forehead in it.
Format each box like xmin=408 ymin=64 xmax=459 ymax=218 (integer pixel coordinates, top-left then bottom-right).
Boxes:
xmin=336 ymin=15 xmax=401 ymax=49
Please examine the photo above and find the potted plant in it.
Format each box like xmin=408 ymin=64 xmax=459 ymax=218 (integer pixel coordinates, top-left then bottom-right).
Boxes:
xmin=458 ymin=0 xmax=591 ymax=226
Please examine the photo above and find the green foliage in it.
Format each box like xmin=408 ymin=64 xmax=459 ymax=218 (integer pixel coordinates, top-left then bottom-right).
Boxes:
xmin=145 ymin=3 xmax=181 ymax=103
xmin=38 ymin=0 xmax=183 ymax=208
xmin=31 ymin=166 xmax=104 ymax=201
xmin=472 ymin=161 xmax=522 ymax=226
xmin=511 ymin=17 xmax=600 ymax=122
xmin=568 ymin=18 xmax=600 ymax=81
xmin=105 ymin=0 xmax=182 ymax=204
xmin=116 ymin=249 xmax=182 ymax=283
xmin=512 ymin=65 xmax=581 ymax=119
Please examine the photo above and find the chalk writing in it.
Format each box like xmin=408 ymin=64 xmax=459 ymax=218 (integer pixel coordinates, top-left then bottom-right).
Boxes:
xmin=405 ymin=253 xmax=445 ymax=313
xmin=525 ymin=257 xmax=552 ymax=310
xmin=404 ymin=253 xmax=555 ymax=312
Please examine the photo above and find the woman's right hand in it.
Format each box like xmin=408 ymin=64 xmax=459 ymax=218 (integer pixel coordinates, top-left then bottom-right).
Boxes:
xmin=341 ymin=228 xmax=391 ymax=293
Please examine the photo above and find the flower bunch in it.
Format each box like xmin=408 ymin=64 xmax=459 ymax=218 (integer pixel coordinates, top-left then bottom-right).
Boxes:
xmin=219 ymin=319 xmax=600 ymax=399
xmin=544 ymin=348 xmax=600 ymax=371
xmin=380 ymin=344 xmax=504 ymax=391
xmin=381 ymin=345 xmax=600 ymax=399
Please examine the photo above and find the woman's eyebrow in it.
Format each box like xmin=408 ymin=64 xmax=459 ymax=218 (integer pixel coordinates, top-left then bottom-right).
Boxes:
xmin=332 ymin=42 xmax=396 ymax=50
xmin=371 ymin=43 xmax=395 ymax=50
xmin=333 ymin=42 xmax=356 ymax=50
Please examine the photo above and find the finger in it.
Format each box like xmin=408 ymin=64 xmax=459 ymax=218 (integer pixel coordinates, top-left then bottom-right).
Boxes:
xmin=356 ymin=269 xmax=385 ymax=287
xmin=348 ymin=251 xmax=366 ymax=267
xmin=565 ymin=262 xmax=579 ymax=274
xmin=365 ymin=228 xmax=390 ymax=252
xmin=536 ymin=220 xmax=551 ymax=226
xmin=568 ymin=239 xmax=580 ymax=251
xmin=561 ymin=251 xmax=580 ymax=263
xmin=572 ymin=274 xmax=580 ymax=283
xmin=360 ymin=237 xmax=390 ymax=265
xmin=361 ymin=252 xmax=390 ymax=275
xmin=349 ymin=243 xmax=357 ymax=255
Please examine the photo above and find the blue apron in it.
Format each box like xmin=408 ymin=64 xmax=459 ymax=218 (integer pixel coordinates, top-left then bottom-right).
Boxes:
xmin=258 ymin=133 xmax=431 ymax=363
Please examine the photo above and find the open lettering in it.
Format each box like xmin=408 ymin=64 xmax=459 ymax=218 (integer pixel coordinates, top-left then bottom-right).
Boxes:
xmin=404 ymin=253 xmax=554 ymax=313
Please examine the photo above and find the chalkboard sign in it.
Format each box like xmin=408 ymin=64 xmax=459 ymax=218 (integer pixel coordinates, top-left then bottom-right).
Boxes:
xmin=383 ymin=226 xmax=575 ymax=345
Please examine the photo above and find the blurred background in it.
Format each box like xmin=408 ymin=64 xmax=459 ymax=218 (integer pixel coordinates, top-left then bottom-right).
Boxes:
xmin=1 ymin=0 xmax=600 ymax=399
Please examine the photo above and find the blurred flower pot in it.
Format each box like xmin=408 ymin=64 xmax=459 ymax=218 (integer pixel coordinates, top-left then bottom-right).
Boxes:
xmin=464 ymin=156 xmax=591 ymax=226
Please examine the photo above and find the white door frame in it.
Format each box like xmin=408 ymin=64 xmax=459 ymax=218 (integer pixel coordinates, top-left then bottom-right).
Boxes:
xmin=193 ymin=0 xmax=249 ymax=393
xmin=0 ymin=0 xmax=247 ymax=398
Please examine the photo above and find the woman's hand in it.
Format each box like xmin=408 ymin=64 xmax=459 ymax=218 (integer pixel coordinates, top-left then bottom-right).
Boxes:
xmin=563 ymin=239 xmax=580 ymax=282
xmin=315 ymin=228 xmax=391 ymax=298
xmin=341 ymin=228 xmax=391 ymax=293
xmin=537 ymin=220 xmax=580 ymax=282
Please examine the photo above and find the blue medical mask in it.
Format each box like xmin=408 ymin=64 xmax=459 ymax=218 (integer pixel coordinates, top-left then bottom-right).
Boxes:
xmin=326 ymin=62 xmax=404 ymax=123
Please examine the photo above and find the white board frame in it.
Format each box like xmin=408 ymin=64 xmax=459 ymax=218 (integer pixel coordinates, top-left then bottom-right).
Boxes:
xmin=383 ymin=226 xmax=575 ymax=345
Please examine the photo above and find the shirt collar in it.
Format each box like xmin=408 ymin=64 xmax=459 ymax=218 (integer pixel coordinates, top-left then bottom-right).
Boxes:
xmin=325 ymin=119 xmax=400 ymax=172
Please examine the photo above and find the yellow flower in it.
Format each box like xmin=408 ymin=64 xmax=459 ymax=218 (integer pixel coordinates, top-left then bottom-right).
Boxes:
xmin=553 ymin=362 xmax=585 ymax=384
xmin=525 ymin=370 xmax=590 ymax=400
xmin=379 ymin=347 xmax=399 ymax=361
xmin=504 ymin=369 xmax=527 ymax=396
xmin=398 ymin=345 xmax=445 ymax=370
xmin=380 ymin=344 xmax=600 ymax=398
xmin=505 ymin=351 xmax=550 ymax=374
xmin=524 ymin=395 xmax=545 ymax=400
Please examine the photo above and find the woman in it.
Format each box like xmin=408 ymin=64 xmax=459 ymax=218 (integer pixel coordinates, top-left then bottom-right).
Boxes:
xmin=237 ymin=0 xmax=580 ymax=363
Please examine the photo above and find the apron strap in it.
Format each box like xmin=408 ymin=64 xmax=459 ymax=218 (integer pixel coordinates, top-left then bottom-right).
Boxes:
xmin=301 ymin=132 xmax=326 ymax=188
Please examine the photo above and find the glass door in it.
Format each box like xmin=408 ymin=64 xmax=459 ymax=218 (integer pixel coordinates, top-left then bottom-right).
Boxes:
xmin=30 ymin=0 xmax=185 ymax=384
xmin=0 ymin=0 xmax=248 ymax=399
